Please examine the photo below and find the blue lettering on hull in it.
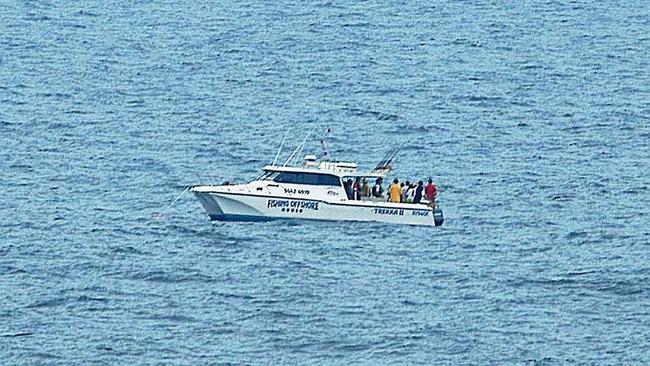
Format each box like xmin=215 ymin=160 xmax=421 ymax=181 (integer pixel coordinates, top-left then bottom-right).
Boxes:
xmin=374 ymin=208 xmax=404 ymax=216
xmin=267 ymin=199 xmax=319 ymax=211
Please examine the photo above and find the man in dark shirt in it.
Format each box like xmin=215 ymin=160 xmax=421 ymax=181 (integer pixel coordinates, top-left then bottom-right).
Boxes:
xmin=413 ymin=181 xmax=424 ymax=204
xmin=372 ymin=177 xmax=384 ymax=198
xmin=353 ymin=177 xmax=361 ymax=200
xmin=344 ymin=179 xmax=353 ymax=199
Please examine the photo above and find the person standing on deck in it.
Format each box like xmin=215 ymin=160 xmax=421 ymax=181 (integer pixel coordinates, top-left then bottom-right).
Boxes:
xmin=406 ymin=183 xmax=415 ymax=203
xmin=353 ymin=177 xmax=361 ymax=200
xmin=388 ymin=179 xmax=401 ymax=203
xmin=401 ymin=181 xmax=410 ymax=203
xmin=361 ymin=178 xmax=370 ymax=197
xmin=372 ymin=178 xmax=384 ymax=198
xmin=425 ymin=178 xmax=437 ymax=206
xmin=344 ymin=179 xmax=353 ymax=200
xmin=413 ymin=181 xmax=424 ymax=204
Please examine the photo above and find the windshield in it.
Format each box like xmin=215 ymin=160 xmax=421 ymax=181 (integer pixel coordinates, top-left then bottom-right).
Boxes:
xmin=257 ymin=170 xmax=279 ymax=180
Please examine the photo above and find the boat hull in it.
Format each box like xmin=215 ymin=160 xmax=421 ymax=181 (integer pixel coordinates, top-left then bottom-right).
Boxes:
xmin=192 ymin=187 xmax=443 ymax=226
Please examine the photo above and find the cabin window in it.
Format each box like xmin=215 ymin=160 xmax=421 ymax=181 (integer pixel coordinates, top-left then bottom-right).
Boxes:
xmin=272 ymin=172 xmax=341 ymax=186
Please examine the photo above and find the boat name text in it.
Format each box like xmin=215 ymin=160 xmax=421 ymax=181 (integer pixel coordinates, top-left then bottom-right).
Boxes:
xmin=373 ymin=208 xmax=430 ymax=217
xmin=267 ymin=199 xmax=319 ymax=211
xmin=374 ymin=208 xmax=404 ymax=216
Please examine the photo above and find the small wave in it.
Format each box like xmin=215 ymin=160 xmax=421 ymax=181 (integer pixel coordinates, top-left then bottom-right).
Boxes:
xmin=600 ymin=232 xmax=632 ymax=241
xmin=621 ymin=186 xmax=647 ymax=194
xmin=401 ymin=299 xmax=427 ymax=306
xmin=269 ymin=310 xmax=301 ymax=319
xmin=520 ymin=64 xmax=544 ymax=70
xmin=1 ymin=332 xmax=33 ymax=337
xmin=25 ymin=14 xmax=52 ymax=22
xmin=26 ymin=297 xmax=68 ymax=309
xmin=64 ymin=109 xmax=89 ymax=115
xmin=507 ymin=276 xmax=576 ymax=288
xmin=125 ymin=99 xmax=145 ymax=107
xmin=8 ymin=163 xmax=32 ymax=169
xmin=125 ymin=269 xmax=213 ymax=284
xmin=147 ymin=314 xmax=198 ymax=323
xmin=77 ymin=295 xmax=108 ymax=303
xmin=75 ymin=10 xmax=99 ymax=17
xmin=566 ymin=270 xmax=597 ymax=276
xmin=551 ymin=194 xmax=573 ymax=201
xmin=598 ymin=282 xmax=645 ymax=296
xmin=468 ymin=95 xmax=503 ymax=103
xmin=342 ymin=22 xmax=373 ymax=28
xmin=216 ymin=291 xmax=255 ymax=300
xmin=2 ymin=266 xmax=26 ymax=275
xmin=110 ymin=245 xmax=145 ymax=255
xmin=566 ymin=230 xmax=588 ymax=239
xmin=345 ymin=107 xmax=399 ymax=121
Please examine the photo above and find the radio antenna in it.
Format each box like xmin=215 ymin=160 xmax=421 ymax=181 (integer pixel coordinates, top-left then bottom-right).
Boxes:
xmin=272 ymin=127 xmax=290 ymax=166
xmin=320 ymin=127 xmax=331 ymax=161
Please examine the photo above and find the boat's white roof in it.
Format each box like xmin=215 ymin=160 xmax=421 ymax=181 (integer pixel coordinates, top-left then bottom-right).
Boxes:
xmin=262 ymin=164 xmax=383 ymax=178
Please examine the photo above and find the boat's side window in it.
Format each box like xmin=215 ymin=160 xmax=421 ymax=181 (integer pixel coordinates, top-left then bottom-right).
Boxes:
xmin=273 ymin=172 xmax=341 ymax=186
xmin=314 ymin=174 xmax=341 ymax=186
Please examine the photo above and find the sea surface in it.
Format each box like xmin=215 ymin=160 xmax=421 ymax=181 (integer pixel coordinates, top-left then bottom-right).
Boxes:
xmin=1 ymin=1 xmax=649 ymax=364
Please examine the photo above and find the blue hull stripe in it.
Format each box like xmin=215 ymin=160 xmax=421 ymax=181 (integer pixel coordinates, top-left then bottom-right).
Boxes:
xmin=209 ymin=214 xmax=275 ymax=222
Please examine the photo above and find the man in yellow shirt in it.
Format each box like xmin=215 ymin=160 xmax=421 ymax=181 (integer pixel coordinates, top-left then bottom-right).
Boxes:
xmin=388 ymin=178 xmax=401 ymax=203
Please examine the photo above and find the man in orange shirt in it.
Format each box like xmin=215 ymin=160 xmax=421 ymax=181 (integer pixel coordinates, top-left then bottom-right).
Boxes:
xmin=388 ymin=178 xmax=401 ymax=203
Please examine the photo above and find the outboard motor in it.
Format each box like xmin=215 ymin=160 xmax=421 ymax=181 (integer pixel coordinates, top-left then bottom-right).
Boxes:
xmin=433 ymin=208 xmax=444 ymax=226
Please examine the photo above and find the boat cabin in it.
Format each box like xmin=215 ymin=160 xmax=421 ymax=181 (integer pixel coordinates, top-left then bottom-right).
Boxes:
xmin=251 ymin=154 xmax=387 ymax=201
xmin=256 ymin=162 xmax=385 ymax=202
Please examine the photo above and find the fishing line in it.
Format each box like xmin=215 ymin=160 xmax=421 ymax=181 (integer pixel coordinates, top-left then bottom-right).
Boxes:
xmin=156 ymin=185 xmax=191 ymax=221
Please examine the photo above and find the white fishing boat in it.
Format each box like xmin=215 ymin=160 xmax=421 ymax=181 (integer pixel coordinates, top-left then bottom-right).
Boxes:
xmin=191 ymin=133 xmax=443 ymax=227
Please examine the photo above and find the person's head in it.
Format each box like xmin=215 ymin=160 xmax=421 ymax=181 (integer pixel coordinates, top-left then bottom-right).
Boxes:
xmin=418 ymin=180 xmax=423 ymax=186
xmin=362 ymin=178 xmax=367 ymax=184
xmin=410 ymin=183 xmax=415 ymax=188
xmin=428 ymin=178 xmax=432 ymax=184
xmin=405 ymin=181 xmax=410 ymax=186
xmin=355 ymin=177 xmax=360 ymax=182
xmin=393 ymin=178 xmax=398 ymax=184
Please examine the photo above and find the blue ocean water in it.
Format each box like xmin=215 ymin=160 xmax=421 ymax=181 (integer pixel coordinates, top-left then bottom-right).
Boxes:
xmin=1 ymin=0 xmax=649 ymax=364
